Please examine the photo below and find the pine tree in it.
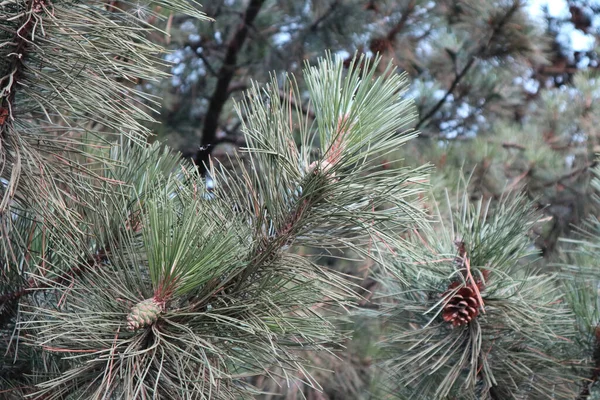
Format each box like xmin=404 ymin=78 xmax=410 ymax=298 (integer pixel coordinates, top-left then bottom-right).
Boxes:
xmin=6 ymin=0 xmax=600 ymax=399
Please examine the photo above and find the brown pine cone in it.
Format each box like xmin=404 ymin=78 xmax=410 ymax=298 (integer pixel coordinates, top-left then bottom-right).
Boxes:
xmin=442 ymin=282 xmax=481 ymax=327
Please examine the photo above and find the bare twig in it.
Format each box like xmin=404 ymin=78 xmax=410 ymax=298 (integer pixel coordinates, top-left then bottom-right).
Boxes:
xmin=247 ymin=23 xmax=287 ymax=62
xmin=386 ymin=0 xmax=416 ymax=41
xmin=415 ymin=54 xmax=478 ymax=130
xmin=415 ymin=2 xmax=520 ymax=130
xmin=197 ymin=52 xmax=219 ymax=77
xmin=541 ymin=161 xmax=596 ymax=188
xmin=501 ymin=142 xmax=527 ymax=150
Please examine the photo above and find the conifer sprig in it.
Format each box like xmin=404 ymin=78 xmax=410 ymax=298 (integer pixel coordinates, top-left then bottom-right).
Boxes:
xmin=7 ymin=54 xmax=430 ymax=398
xmin=556 ymin=163 xmax=600 ymax=398
xmin=376 ymin=192 xmax=582 ymax=399
xmin=217 ymin=54 xmax=428 ymax=254
xmin=1 ymin=0 xmax=207 ymax=379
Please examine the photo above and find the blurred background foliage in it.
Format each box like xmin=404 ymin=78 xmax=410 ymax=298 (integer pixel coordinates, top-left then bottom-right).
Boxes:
xmin=146 ymin=0 xmax=600 ymax=254
xmin=130 ymin=0 xmax=600 ymax=397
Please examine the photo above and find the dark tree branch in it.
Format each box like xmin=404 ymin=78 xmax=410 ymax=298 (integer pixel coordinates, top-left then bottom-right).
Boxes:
xmin=197 ymin=52 xmax=219 ymax=77
xmin=309 ymin=0 xmax=340 ymax=32
xmin=247 ymin=23 xmax=287 ymax=61
xmin=205 ymin=0 xmax=225 ymax=19
xmin=368 ymin=0 xmax=415 ymax=55
xmin=500 ymin=142 xmax=526 ymax=151
xmin=386 ymin=0 xmax=416 ymax=41
xmin=214 ymin=133 xmax=243 ymax=146
xmin=227 ymin=81 xmax=247 ymax=94
xmin=415 ymin=58 xmax=476 ymax=130
xmin=193 ymin=0 xmax=266 ymax=174
xmin=415 ymin=2 xmax=520 ymax=130
xmin=541 ymin=161 xmax=596 ymax=188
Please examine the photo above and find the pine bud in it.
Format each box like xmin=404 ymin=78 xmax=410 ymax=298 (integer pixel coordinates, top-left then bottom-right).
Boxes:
xmin=126 ymin=297 xmax=164 ymax=331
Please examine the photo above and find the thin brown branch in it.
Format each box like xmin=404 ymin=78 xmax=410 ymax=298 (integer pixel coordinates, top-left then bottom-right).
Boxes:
xmin=227 ymin=81 xmax=247 ymax=94
xmin=231 ymin=145 xmax=342 ymax=291
xmin=214 ymin=133 xmax=242 ymax=146
xmin=500 ymin=142 xmax=527 ymax=150
xmin=368 ymin=0 xmax=416 ymax=55
xmin=205 ymin=0 xmax=226 ymax=19
xmin=197 ymin=52 xmax=219 ymax=77
xmin=578 ymin=326 xmax=600 ymax=399
xmin=541 ymin=161 xmax=596 ymax=188
xmin=415 ymin=2 xmax=521 ymax=130
xmin=416 ymin=130 xmax=528 ymax=152
xmin=386 ymin=0 xmax=416 ymax=41
xmin=415 ymin=56 xmax=477 ymax=130
xmin=357 ymin=278 xmax=378 ymax=307
xmin=0 ymin=250 xmax=106 ymax=307
xmin=193 ymin=0 xmax=266 ymax=174
xmin=247 ymin=23 xmax=286 ymax=62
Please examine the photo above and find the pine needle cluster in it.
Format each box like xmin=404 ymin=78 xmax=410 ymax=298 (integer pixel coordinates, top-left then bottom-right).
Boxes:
xmin=376 ymin=191 xmax=584 ymax=399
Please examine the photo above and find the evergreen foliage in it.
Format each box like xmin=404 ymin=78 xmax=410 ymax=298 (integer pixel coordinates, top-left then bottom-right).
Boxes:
xmin=5 ymin=0 xmax=600 ymax=399
xmin=0 ymin=0 xmax=429 ymax=394
xmin=377 ymin=192 xmax=582 ymax=398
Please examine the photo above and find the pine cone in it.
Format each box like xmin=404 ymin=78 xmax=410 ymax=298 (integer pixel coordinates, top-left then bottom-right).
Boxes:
xmin=442 ymin=283 xmax=480 ymax=327
xmin=126 ymin=297 xmax=164 ymax=331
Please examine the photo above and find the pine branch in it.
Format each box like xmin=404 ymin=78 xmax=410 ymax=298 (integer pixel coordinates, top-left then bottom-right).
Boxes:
xmin=221 ymin=54 xmax=427 ymax=291
xmin=230 ymin=171 xmax=329 ymax=291
xmin=0 ymin=0 xmax=209 ymax=243
xmin=415 ymin=1 xmax=520 ymax=130
xmin=194 ymin=0 xmax=266 ymax=174
xmin=0 ymin=249 xmax=107 ymax=332
xmin=376 ymin=192 xmax=581 ymax=398
xmin=1 ymin=51 xmax=429 ymax=398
